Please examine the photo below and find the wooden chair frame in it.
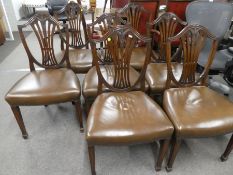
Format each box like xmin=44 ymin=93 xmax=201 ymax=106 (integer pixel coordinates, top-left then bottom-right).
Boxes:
xmin=9 ymin=14 xmax=83 ymax=139
xmin=164 ymin=24 xmax=219 ymax=171
xmin=86 ymin=25 xmax=175 ymax=175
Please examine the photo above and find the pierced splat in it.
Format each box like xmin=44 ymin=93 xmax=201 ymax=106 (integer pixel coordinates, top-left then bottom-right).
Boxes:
xmin=165 ymin=24 xmax=218 ymax=88
xmin=56 ymin=2 xmax=88 ymax=49
xmin=87 ymin=13 xmax=125 ymax=63
xmin=89 ymin=25 xmax=152 ymax=93
xmin=66 ymin=2 xmax=85 ymax=48
xmin=18 ymin=14 xmax=70 ymax=71
xmin=116 ymin=2 xmax=152 ymax=34
xmin=148 ymin=12 xmax=187 ymax=62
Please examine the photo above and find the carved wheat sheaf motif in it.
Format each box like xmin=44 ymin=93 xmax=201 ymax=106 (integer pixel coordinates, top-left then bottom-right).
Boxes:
xmin=179 ymin=27 xmax=207 ymax=84
xmin=66 ymin=2 xmax=84 ymax=47
xmin=18 ymin=14 xmax=70 ymax=70
xmin=106 ymin=31 xmax=136 ymax=88
xmin=117 ymin=3 xmax=150 ymax=31
xmin=166 ymin=24 xmax=218 ymax=87
xmin=89 ymin=25 xmax=151 ymax=93
xmin=30 ymin=16 xmax=58 ymax=66
xmin=148 ymin=12 xmax=187 ymax=62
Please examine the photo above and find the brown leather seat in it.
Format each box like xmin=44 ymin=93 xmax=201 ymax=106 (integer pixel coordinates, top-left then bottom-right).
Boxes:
xmin=130 ymin=47 xmax=147 ymax=70
xmin=5 ymin=68 xmax=81 ymax=106
xmin=87 ymin=91 xmax=174 ymax=145
xmin=83 ymin=65 xmax=149 ymax=99
xmin=163 ymin=86 xmax=233 ymax=138
xmin=146 ymin=63 xmax=183 ymax=93
xmin=69 ymin=49 xmax=93 ymax=74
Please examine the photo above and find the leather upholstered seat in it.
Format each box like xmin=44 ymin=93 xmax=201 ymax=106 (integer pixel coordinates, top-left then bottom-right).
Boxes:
xmin=69 ymin=49 xmax=93 ymax=74
xmin=5 ymin=68 xmax=80 ymax=106
xmin=87 ymin=91 xmax=174 ymax=145
xmin=163 ymin=86 xmax=233 ymax=138
xmin=130 ymin=47 xmax=147 ymax=70
xmin=146 ymin=63 xmax=182 ymax=93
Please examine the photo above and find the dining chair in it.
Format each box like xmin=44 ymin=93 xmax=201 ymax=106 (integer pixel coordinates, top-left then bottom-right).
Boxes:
xmin=86 ymin=25 xmax=174 ymax=175
xmin=82 ymin=13 xmax=146 ymax=113
xmin=145 ymin=12 xmax=187 ymax=96
xmin=5 ymin=14 xmax=83 ymax=139
xmin=55 ymin=1 xmax=93 ymax=74
xmin=162 ymin=24 xmax=233 ymax=171
xmin=186 ymin=1 xmax=233 ymax=73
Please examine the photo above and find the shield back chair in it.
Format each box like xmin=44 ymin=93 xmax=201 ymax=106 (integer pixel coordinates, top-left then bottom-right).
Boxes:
xmin=145 ymin=12 xmax=187 ymax=97
xmin=46 ymin=0 xmax=68 ymax=24
xmin=5 ymin=14 xmax=83 ymax=139
xmin=86 ymin=25 xmax=174 ymax=175
xmin=116 ymin=2 xmax=153 ymax=71
xmin=162 ymin=24 xmax=233 ymax=171
xmin=186 ymin=1 xmax=233 ymax=73
xmin=83 ymin=13 xmax=144 ymax=113
xmin=56 ymin=1 xmax=93 ymax=74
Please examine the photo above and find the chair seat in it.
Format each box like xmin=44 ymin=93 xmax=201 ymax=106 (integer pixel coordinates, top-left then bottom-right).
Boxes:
xmin=145 ymin=63 xmax=183 ymax=94
xmin=163 ymin=86 xmax=233 ymax=138
xmin=82 ymin=65 xmax=149 ymax=99
xmin=69 ymin=49 xmax=93 ymax=74
xmin=5 ymin=68 xmax=81 ymax=106
xmin=86 ymin=91 xmax=174 ymax=145
xmin=130 ymin=47 xmax=147 ymax=70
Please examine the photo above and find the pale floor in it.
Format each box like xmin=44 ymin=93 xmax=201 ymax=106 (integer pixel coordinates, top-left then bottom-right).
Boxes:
xmin=0 ymin=33 xmax=233 ymax=175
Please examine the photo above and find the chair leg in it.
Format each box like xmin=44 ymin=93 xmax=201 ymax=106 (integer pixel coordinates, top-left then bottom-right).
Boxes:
xmin=103 ymin=0 xmax=108 ymax=12
xmin=10 ymin=106 xmax=28 ymax=139
xmin=155 ymin=139 xmax=170 ymax=171
xmin=88 ymin=146 xmax=96 ymax=175
xmin=221 ymin=134 xmax=233 ymax=161
xmin=84 ymin=99 xmax=92 ymax=116
xmin=74 ymin=101 xmax=84 ymax=132
xmin=166 ymin=138 xmax=181 ymax=172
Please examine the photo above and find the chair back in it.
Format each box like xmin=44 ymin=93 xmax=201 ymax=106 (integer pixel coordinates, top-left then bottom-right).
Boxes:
xmin=55 ymin=1 xmax=89 ymax=49
xmin=186 ymin=1 xmax=233 ymax=40
xmin=165 ymin=24 xmax=218 ymax=88
xmin=89 ymin=25 xmax=151 ymax=94
xmin=116 ymin=2 xmax=152 ymax=35
xmin=87 ymin=13 xmax=125 ymax=63
xmin=18 ymin=14 xmax=70 ymax=71
xmin=148 ymin=12 xmax=187 ymax=62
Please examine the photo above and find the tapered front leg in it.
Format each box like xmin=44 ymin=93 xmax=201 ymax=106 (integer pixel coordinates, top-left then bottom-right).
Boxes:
xmin=221 ymin=134 xmax=233 ymax=161
xmin=11 ymin=106 xmax=28 ymax=139
xmin=166 ymin=138 xmax=181 ymax=172
xmin=155 ymin=139 xmax=170 ymax=171
xmin=88 ymin=146 xmax=96 ymax=175
xmin=74 ymin=101 xmax=84 ymax=132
